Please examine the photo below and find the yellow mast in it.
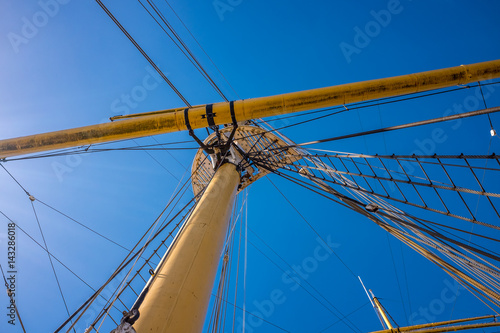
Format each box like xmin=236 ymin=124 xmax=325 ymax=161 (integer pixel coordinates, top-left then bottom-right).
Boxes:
xmin=1 ymin=59 xmax=500 ymax=159
xmin=131 ymin=163 xmax=240 ymax=332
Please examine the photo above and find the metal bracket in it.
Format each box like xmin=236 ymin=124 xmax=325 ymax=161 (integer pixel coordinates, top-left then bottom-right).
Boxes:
xmin=185 ymin=102 xmax=240 ymax=168
xmin=184 ymin=108 xmax=214 ymax=155
xmin=108 ymin=309 xmax=139 ymax=333
xmin=109 ymin=322 xmax=136 ymax=333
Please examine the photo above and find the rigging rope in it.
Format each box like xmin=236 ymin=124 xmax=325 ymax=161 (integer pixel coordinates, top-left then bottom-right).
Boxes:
xmin=267 ymin=176 xmax=358 ymax=278
xmin=95 ymin=0 xmax=191 ymax=107
xmin=31 ymin=200 xmax=76 ymax=332
xmin=0 ymin=263 xmax=26 ymax=333
xmin=138 ymin=0 xmax=229 ymax=102
xmin=293 ymin=106 xmax=500 ymax=148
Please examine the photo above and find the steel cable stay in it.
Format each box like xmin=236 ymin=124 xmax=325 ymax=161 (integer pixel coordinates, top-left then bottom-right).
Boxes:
xmin=0 ymin=163 xmax=85 ymax=331
xmin=266 ymin=176 xmax=359 ymax=279
xmin=209 ymin=293 xmax=291 ymax=333
xmin=1 ymin=157 xmax=190 ymax=263
xmin=362 ymin=201 xmax=500 ymax=311
xmin=256 ymin=156 xmax=498 ymax=261
xmin=385 ymin=226 xmax=500 ymax=310
xmin=0 ymin=148 xmax=200 ymax=330
xmin=30 ymin=200 xmax=76 ymax=333
xmin=248 ymin=139 xmax=498 ymax=232
xmin=229 ymin=190 xmax=249 ymax=332
xmin=310 ymin=156 xmax=498 ymax=262
xmin=381 ymin=211 xmax=500 ymax=261
xmin=378 ymin=217 xmax=500 ymax=284
xmin=95 ymin=0 xmax=191 ymax=107
xmin=0 ymin=210 xmax=129 ymax=320
xmin=248 ymin=204 xmax=359 ymax=330
xmin=328 ymin=171 xmax=500 ymax=258
xmin=137 ymin=0 xmax=229 ymax=102
xmin=385 ymin=233 xmax=410 ymax=324
xmin=232 ymin=172 xmax=366 ymax=333
xmin=245 ymin=224 xmax=369 ymax=333
xmin=235 ymin=224 xmax=363 ymax=333
xmin=160 ymin=0 xmax=241 ymax=100
xmin=207 ymin=198 xmax=236 ymax=332
xmin=0 ymin=263 xmax=27 ymax=333
xmin=131 ymin=138 xmax=183 ymax=182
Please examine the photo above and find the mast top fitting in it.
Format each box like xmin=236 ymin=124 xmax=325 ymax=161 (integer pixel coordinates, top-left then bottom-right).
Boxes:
xmin=191 ymin=125 xmax=301 ymax=197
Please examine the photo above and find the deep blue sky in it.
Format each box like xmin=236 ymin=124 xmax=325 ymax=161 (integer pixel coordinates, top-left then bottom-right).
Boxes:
xmin=1 ymin=1 xmax=500 ymax=332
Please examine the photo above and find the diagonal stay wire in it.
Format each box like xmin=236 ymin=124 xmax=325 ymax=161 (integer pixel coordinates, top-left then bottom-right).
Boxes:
xmin=238 ymin=228 xmax=361 ymax=333
xmin=232 ymin=193 xmax=244 ymax=332
xmin=36 ymin=199 xmax=141 ymax=254
xmin=1 ymin=161 xmax=153 ymax=259
xmin=62 ymin=166 xmax=203 ymax=332
xmin=0 ymin=263 xmax=27 ymax=333
xmin=266 ymin=176 xmax=358 ymax=278
xmin=1 ymin=163 xmax=30 ymax=195
xmin=31 ymin=201 xmax=76 ymax=333
xmin=139 ymin=0 xmax=228 ymax=102
xmin=269 ymin=157 xmax=500 ymax=230
xmin=0 ymin=209 xmax=127 ymax=320
xmin=318 ymin=301 xmax=370 ymax=333
xmin=478 ymin=81 xmax=494 ymax=129
xmin=2 ymin=139 xmax=198 ymax=162
xmin=132 ymin=138 xmax=180 ymax=181
xmin=400 ymin=241 xmax=413 ymax=324
xmin=1 ymin=163 xmax=78 ymax=329
xmin=247 ymin=225 xmax=362 ymax=333
xmin=95 ymin=0 xmax=191 ymax=107
xmin=386 ymin=233 xmax=409 ymax=325
xmin=264 ymin=106 xmax=500 ymax=151
xmin=162 ymin=0 xmax=241 ymax=99
xmin=151 ymin=136 xmax=188 ymax=170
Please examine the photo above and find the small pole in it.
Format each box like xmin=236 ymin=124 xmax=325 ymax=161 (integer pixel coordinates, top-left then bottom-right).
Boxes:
xmin=359 ymin=277 xmax=393 ymax=330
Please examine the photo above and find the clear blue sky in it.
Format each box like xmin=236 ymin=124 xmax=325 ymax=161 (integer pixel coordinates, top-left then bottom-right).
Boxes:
xmin=1 ymin=1 xmax=500 ymax=332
